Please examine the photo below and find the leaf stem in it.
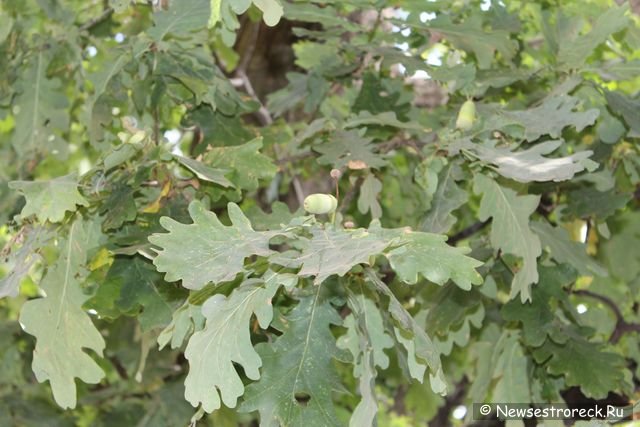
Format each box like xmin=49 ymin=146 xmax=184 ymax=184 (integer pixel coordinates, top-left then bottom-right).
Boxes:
xmin=572 ymin=289 xmax=640 ymax=343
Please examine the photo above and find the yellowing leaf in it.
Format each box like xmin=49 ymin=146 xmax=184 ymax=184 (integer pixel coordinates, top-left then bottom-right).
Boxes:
xmin=142 ymin=181 xmax=172 ymax=213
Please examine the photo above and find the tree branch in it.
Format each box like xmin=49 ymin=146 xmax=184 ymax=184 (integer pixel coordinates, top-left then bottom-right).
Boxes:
xmin=573 ymin=289 xmax=640 ymax=343
xmin=376 ymin=135 xmax=434 ymax=157
xmin=429 ymin=376 xmax=468 ymax=427
xmin=276 ymin=135 xmax=434 ymax=167
xmin=79 ymin=7 xmax=114 ymax=32
xmin=234 ymin=36 xmax=305 ymax=207
xmin=448 ymin=219 xmax=491 ymax=245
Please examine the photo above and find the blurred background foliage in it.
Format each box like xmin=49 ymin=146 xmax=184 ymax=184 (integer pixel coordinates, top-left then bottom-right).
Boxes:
xmin=0 ymin=0 xmax=640 ymax=425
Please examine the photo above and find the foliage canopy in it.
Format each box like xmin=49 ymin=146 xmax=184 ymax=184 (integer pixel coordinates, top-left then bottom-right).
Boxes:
xmin=1 ymin=0 xmax=639 ymax=425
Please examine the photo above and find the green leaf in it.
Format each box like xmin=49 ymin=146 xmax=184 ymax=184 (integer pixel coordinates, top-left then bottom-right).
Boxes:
xmin=9 ymin=174 xmax=89 ymax=223
xmin=208 ymin=0 xmax=222 ymax=28
xmin=532 ymin=335 xmax=628 ymax=399
xmin=203 ymin=138 xmax=277 ymax=192
xmin=420 ymin=14 xmax=518 ymax=69
xmin=272 ymin=226 xmax=389 ymax=285
xmin=414 ymin=156 xmax=446 ymax=212
xmin=426 ymin=286 xmax=482 ymax=336
xmin=365 ymin=269 xmax=446 ymax=394
xmin=425 ymin=286 xmax=484 ymax=355
xmin=315 ymin=130 xmax=386 ymax=170
xmin=283 ymin=2 xmax=355 ymax=29
xmin=240 ymin=286 xmax=343 ymax=426
xmin=268 ymin=72 xmax=329 ymax=116
xmin=245 ymin=202 xmax=300 ymax=231
xmin=155 ymin=49 xmax=218 ymax=107
xmin=158 ymin=302 xmax=205 ymax=350
xmin=134 ymin=381 xmax=196 ymax=427
xmin=253 ymin=0 xmax=284 ymax=27
xmin=0 ymin=226 xmax=52 ymax=299
xmin=103 ymin=143 xmax=142 ymax=171
xmin=492 ymin=332 xmax=530 ymax=404
xmin=99 ymin=184 xmax=137 ymax=230
xmin=433 ymin=303 xmax=484 ymax=356
xmin=19 ymin=218 xmax=105 ymax=409
xmin=483 ymin=95 xmax=600 ymax=142
xmin=148 ymin=0 xmax=210 ymax=41
xmin=597 ymin=109 xmax=627 ymax=144
xmin=502 ymin=265 xmax=576 ymax=347
xmin=185 ymin=107 xmax=255 ymax=153
xmin=563 ymin=187 xmax=631 ymax=220
xmin=601 ymin=212 xmax=640 ymax=282
xmin=89 ymin=49 xmax=130 ymax=104
xmin=531 ymin=221 xmax=607 ymax=277
xmin=175 ymin=155 xmax=234 ymax=188
xmin=337 ymin=290 xmax=393 ymax=427
xmin=293 ymin=40 xmax=341 ymax=73
xmin=109 ymin=0 xmax=130 ymax=13
xmin=467 ymin=325 xmax=504 ymax=403
xmin=357 ymin=174 xmax=383 ymax=219
xmin=419 ymin=163 xmax=467 ymax=234
xmin=604 ymin=90 xmax=640 ymax=135
xmin=377 ymin=227 xmax=483 ymax=290
xmin=150 ymin=201 xmax=279 ymax=290
xmin=465 ymin=140 xmax=595 ymax=183
xmin=184 ymin=277 xmax=280 ymax=412
xmin=87 ymin=256 xmax=182 ymax=331
xmin=0 ymin=15 xmax=13 ymax=43
xmin=352 ymin=72 xmax=403 ymax=116
xmin=559 ymin=5 xmax=629 ymax=70
xmin=474 ymin=175 xmax=541 ymax=302
xmin=344 ymin=111 xmax=424 ymax=131
xmin=11 ymin=51 xmax=69 ymax=159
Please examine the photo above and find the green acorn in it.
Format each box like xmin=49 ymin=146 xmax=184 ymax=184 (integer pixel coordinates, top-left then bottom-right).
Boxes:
xmin=303 ymin=193 xmax=338 ymax=215
xmin=456 ymin=99 xmax=476 ymax=131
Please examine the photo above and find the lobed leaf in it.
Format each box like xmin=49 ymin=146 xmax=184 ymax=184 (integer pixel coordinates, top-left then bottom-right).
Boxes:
xmin=150 ymin=200 xmax=280 ymax=290
xmin=184 ymin=278 xmax=281 ymax=412
xmin=9 ymin=174 xmax=88 ymax=223
xmin=240 ymin=286 xmax=343 ymax=426
xmin=474 ymin=175 xmax=541 ymax=302
xmin=19 ymin=218 xmax=105 ymax=409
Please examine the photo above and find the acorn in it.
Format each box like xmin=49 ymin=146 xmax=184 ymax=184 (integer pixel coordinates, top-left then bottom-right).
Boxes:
xmin=455 ymin=99 xmax=476 ymax=131
xmin=303 ymin=193 xmax=338 ymax=215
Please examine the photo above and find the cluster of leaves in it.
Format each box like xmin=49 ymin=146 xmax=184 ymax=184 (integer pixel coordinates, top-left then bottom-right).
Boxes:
xmin=1 ymin=0 xmax=639 ymax=425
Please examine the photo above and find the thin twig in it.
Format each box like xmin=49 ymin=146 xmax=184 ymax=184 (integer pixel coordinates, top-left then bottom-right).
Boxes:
xmin=79 ymin=7 xmax=114 ymax=32
xmin=276 ymin=152 xmax=315 ymax=165
xmin=237 ymin=21 xmax=260 ymax=74
xmin=376 ymin=136 xmax=432 ymax=154
xmin=367 ymin=10 xmax=383 ymax=43
xmin=448 ymin=219 xmax=491 ymax=245
xmin=339 ymin=176 xmax=365 ymax=213
xmin=153 ymin=108 xmax=160 ymax=145
xmin=573 ymin=289 xmax=640 ymax=343
xmin=496 ymin=250 xmax=515 ymax=278
xmin=236 ymin=69 xmax=274 ymax=127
